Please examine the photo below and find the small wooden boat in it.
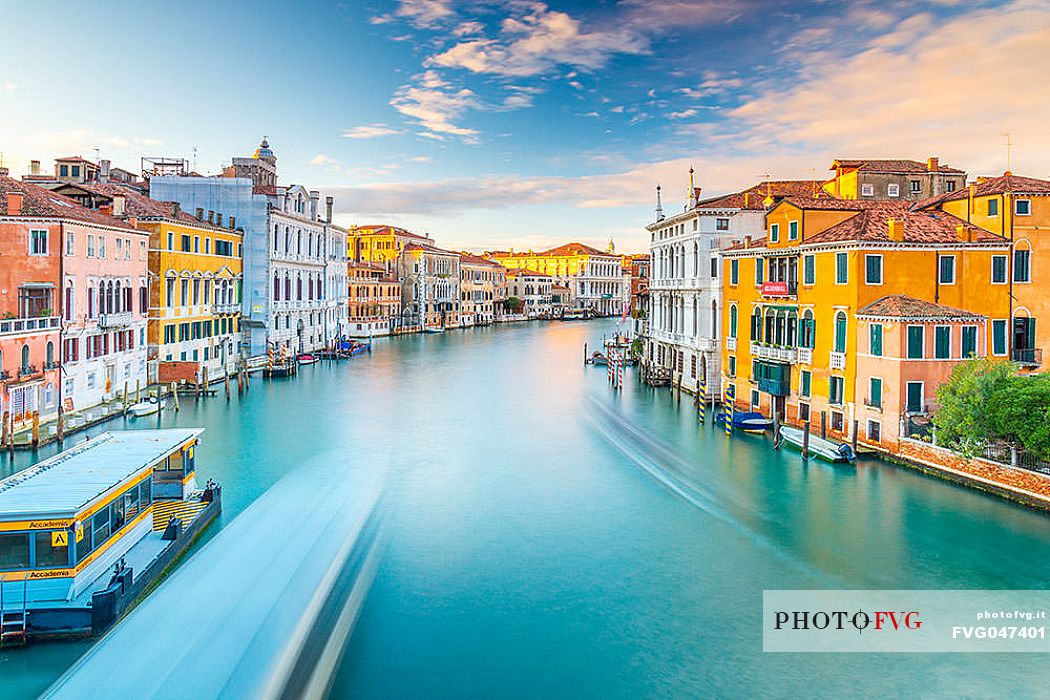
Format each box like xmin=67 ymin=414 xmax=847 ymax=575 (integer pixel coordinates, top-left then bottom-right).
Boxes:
xmin=423 ymin=326 xmax=444 ymax=334
xmin=298 ymin=354 xmax=318 ymax=365
xmin=561 ymin=309 xmax=587 ymax=320
xmin=718 ymin=410 xmax=773 ymax=433
xmin=128 ymin=396 xmax=164 ymax=417
xmin=588 ymin=351 xmax=609 ymax=366
xmin=347 ymin=342 xmax=371 ymax=357
xmin=778 ymin=425 xmax=856 ymax=463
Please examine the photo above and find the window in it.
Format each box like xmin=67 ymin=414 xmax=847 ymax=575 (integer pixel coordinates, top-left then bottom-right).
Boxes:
xmin=750 ymin=389 xmax=760 ymax=409
xmin=710 ymin=257 xmax=718 ymax=278
xmin=35 ymin=531 xmax=68 ymax=569
xmin=962 ymin=325 xmax=977 ymax=358
xmin=945 ymin=181 xmax=956 ymax=192
xmin=755 ymin=258 xmax=764 ymax=285
xmin=0 ymin=533 xmax=30 ymax=571
xmin=992 ymin=319 xmax=1007 ymax=356
xmin=992 ymin=255 xmax=1008 ymax=284
xmin=803 ymin=255 xmax=815 ymax=285
xmin=907 ymin=325 xmax=925 ymax=358
xmin=799 ymin=402 xmax=810 ymax=423
xmin=729 ymin=305 xmax=738 ymax=338
xmin=716 ymin=218 xmax=729 ymax=231
xmin=770 ymin=223 xmax=779 ymax=243
xmin=835 ymin=252 xmax=848 ymax=284
xmin=867 ymin=420 xmax=882 ymax=443
xmin=728 ymin=356 xmax=736 ymax=377
xmin=800 ymin=309 xmax=815 ymax=348
xmin=29 ymin=229 xmax=48 ymax=256
xmin=938 ymin=255 xmax=956 ymax=284
xmin=887 ymin=183 xmax=900 ymax=197
xmin=730 ymin=259 xmax=739 ymax=285
xmin=935 ymin=326 xmax=951 ymax=359
xmin=988 ymin=199 xmax=999 ymax=217
xmin=906 ymin=382 xmax=924 ymax=413
xmin=1014 ymin=248 xmax=1031 ymax=282
xmin=59 ymin=164 xmax=69 ymax=177
xmin=869 ymin=323 xmax=883 ymax=356
xmin=181 ymin=234 xmax=191 ymax=252
xmin=1016 ymin=199 xmax=1031 ymax=216
xmin=829 ymin=376 xmax=844 ymax=406
xmin=910 ymin=180 xmax=921 ymax=193
xmin=65 ymin=232 xmax=74 ymax=255
xmin=868 ymin=377 xmax=882 ymax=408
xmin=834 ymin=311 xmax=847 ymax=353
xmin=864 ymin=255 xmax=882 ymax=284
xmin=789 ymin=220 xmax=799 ymax=241
xmin=800 ymin=370 xmax=811 ymax=398
xmin=861 ymin=183 xmax=874 ymax=196
xmin=71 ymin=165 xmax=80 ymax=177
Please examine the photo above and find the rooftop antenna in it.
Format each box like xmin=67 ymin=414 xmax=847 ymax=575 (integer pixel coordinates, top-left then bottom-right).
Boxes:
xmin=93 ymin=147 xmax=100 ymax=164
xmin=1002 ymin=132 xmax=1012 ymax=172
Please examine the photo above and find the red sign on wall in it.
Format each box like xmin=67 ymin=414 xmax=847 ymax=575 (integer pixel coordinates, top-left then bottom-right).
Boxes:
xmin=762 ymin=281 xmax=789 ymax=295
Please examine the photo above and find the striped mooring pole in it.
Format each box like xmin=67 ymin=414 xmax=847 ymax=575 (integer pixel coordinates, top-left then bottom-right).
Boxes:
xmin=723 ymin=384 xmax=734 ymax=437
xmin=697 ymin=381 xmax=707 ymax=424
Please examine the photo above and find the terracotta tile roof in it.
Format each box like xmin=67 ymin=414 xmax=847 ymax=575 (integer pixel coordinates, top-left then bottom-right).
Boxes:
xmin=831 ymin=158 xmax=965 ymax=174
xmin=697 ymin=180 xmax=827 ymax=210
xmin=725 ymin=237 xmax=768 ymax=251
xmin=857 ymin=295 xmax=985 ymax=320
xmin=803 ymin=200 xmax=1003 ymax=244
xmin=55 ymin=155 xmax=97 ymax=164
xmin=252 ymin=185 xmax=279 ymax=196
xmin=936 ymin=172 xmax=1050 ymax=202
xmin=541 ymin=242 xmax=614 ymax=257
xmin=457 ymin=251 xmax=503 ymax=267
xmin=403 ymin=241 xmax=458 ymax=256
xmin=0 ymin=177 xmax=139 ymax=231
xmin=352 ymin=224 xmax=428 ymax=240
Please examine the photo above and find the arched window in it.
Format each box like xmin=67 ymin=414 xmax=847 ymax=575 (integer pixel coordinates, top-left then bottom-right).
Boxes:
xmin=88 ymin=284 xmax=95 ymax=317
xmin=297 ymin=276 xmax=303 ymax=301
xmin=729 ymin=304 xmax=738 ymax=338
xmin=274 ymin=224 xmax=280 ymax=252
xmin=20 ymin=344 xmax=30 ymax=371
xmin=114 ymin=281 xmax=121 ymax=312
xmin=284 ymin=273 xmax=291 ymax=300
xmin=786 ymin=311 xmax=798 ymax=348
xmin=273 ymin=273 xmax=280 ymax=301
xmin=800 ymin=309 xmax=815 ymax=348
xmin=834 ymin=311 xmax=847 ymax=353
xmin=297 ymin=231 xmax=302 ymax=255
xmin=46 ymin=341 xmax=54 ymax=366
xmin=751 ymin=309 xmax=762 ymax=342
xmin=693 ymin=242 xmax=699 ymax=276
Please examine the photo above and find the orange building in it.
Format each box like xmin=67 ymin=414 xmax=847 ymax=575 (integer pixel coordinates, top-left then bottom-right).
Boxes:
xmin=720 ymin=196 xmax=1009 ymax=443
xmin=347 ymin=260 xmax=401 ymax=336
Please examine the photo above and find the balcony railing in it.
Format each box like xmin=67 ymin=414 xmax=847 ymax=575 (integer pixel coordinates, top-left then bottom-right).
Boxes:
xmin=213 ymin=302 xmax=241 ymax=315
xmin=863 ymin=397 xmax=882 ymax=410
xmin=98 ymin=311 xmax=133 ymax=328
xmin=829 ymin=351 xmax=846 ymax=370
xmin=1012 ymin=348 xmax=1043 ymax=367
xmin=18 ymin=364 xmax=38 ymax=378
xmin=750 ymin=342 xmax=797 ymax=363
xmin=0 ymin=315 xmax=60 ymax=336
xmin=726 ymin=336 xmax=737 ymax=351
xmin=760 ymin=280 xmax=798 ymax=298
xmin=796 ymin=347 xmax=813 ymax=365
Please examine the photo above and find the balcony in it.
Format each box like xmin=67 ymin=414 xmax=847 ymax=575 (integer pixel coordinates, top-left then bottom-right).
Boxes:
xmin=17 ymin=364 xmax=38 ymax=378
xmin=213 ymin=302 xmax=241 ymax=315
xmin=829 ymin=351 xmax=846 ymax=370
xmin=760 ymin=280 xmax=797 ymax=298
xmin=726 ymin=336 xmax=737 ymax=351
xmin=750 ymin=342 xmax=796 ymax=363
xmin=796 ymin=347 xmax=813 ymax=365
xmin=863 ymin=397 xmax=882 ymax=411
xmin=98 ymin=311 xmax=133 ymax=328
xmin=1012 ymin=348 xmax=1043 ymax=368
xmin=0 ymin=315 xmax=60 ymax=336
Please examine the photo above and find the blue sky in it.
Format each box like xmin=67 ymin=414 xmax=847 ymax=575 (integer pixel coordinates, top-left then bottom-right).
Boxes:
xmin=1 ymin=0 xmax=1047 ymax=252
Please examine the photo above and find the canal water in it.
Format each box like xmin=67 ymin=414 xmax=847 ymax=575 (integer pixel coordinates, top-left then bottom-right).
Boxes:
xmin=3 ymin=319 xmax=1050 ymax=697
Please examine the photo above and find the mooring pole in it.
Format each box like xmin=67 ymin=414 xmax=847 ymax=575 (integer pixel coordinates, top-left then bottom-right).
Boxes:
xmin=802 ymin=420 xmax=811 ymax=460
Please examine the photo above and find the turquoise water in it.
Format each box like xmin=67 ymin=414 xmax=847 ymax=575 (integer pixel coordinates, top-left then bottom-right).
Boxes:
xmin=3 ymin=319 xmax=1050 ymax=697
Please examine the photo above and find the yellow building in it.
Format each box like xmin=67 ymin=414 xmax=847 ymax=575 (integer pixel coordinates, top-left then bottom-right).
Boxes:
xmin=821 ymin=157 xmax=967 ymax=201
xmin=458 ymin=253 xmax=506 ymax=325
xmin=488 ymin=242 xmax=626 ymax=316
xmin=347 ymin=260 xmax=401 ymax=336
xmin=349 ymin=224 xmax=433 ymax=267
xmin=720 ymin=196 xmax=1009 ymax=446
xmin=930 ymin=172 xmax=1050 ymax=371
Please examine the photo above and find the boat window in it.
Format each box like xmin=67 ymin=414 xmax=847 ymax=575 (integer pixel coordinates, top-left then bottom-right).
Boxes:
xmin=184 ymin=446 xmax=195 ymax=475
xmin=111 ymin=496 xmax=126 ymax=532
xmin=169 ymin=450 xmax=184 ymax=472
xmin=125 ymin=487 xmax=140 ymax=522
xmin=93 ymin=506 xmax=112 ymax=544
xmin=0 ymin=533 xmax=30 ymax=571
xmin=140 ymin=477 xmax=152 ymax=506
xmin=76 ymin=525 xmax=94 ymax=563
xmin=35 ymin=531 xmax=69 ymax=569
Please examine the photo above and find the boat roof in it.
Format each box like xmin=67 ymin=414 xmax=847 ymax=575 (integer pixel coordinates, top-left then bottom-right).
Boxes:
xmin=0 ymin=429 xmax=202 ymax=521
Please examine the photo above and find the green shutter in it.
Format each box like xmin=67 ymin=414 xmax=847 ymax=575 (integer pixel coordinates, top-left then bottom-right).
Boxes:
xmin=907 ymin=326 xmax=924 ymax=358
xmin=804 ymin=255 xmax=815 ymax=285
xmin=992 ymin=320 xmax=1006 ymax=355
xmin=935 ymin=327 xmax=951 ymax=358
xmin=801 ymin=370 xmax=811 ymax=397
xmin=870 ymin=378 xmax=882 ymax=407
xmin=870 ymin=324 xmax=883 ymax=356
xmin=834 ymin=314 xmax=847 ymax=353
xmin=962 ymin=326 xmax=977 ymax=357
xmin=730 ymin=259 xmax=739 ymax=284
xmin=836 ymin=252 xmax=848 ymax=284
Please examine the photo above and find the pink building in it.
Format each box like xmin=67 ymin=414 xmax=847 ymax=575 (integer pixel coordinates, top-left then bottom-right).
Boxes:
xmin=854 ymin=294 xmax=986 ymax=451
xmin=0 ymin=177 xmax=148 ymax=424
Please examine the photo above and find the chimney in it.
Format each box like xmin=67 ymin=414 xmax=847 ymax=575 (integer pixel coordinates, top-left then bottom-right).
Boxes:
xmin=195 ymin=207 xmax=204 ymax=221
xmin=325 ymin=195 xmax=334 ymax=223
xmin=207 ymin=210 xmax=215 ymax=224
xmin=216 ymin=212 xmax=224 ymax=227
xmin=100 ymin=159 xmax=111 ymax=182
xmin=955 ymin=224 xmax=971 ymax=242
xmin=112 ymin=194 xmax=126 ymax=217
xmin=927 ymin=157 xmax=939 ymax=172
xmin=744 ymin=192 xmax=750 ymax=208
xmin=0 ymin=167 xmax=8 ymax=177
xmin=968 ymin=183 xmax=977 ymax=213
xmin=99 ymin=204 xmax=113 ymax=216
xmin=887 ymin=218 xmax=904 ymax=241
xmin=6 ymin=192 xmax=23 ymax=215
xmin=310 ymin=190 xmax=320 ymax=220
xmin=29 ymin=160 xmax=40 ymax=176
xmin=171 ymin=202 xmax=180 ymax=218
xmin=229 ymin=215 xmax=236 ymax=230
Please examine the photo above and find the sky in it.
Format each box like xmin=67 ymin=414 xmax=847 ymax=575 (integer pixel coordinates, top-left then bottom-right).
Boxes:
xmin=1 ymin=0 xmax=1048 ymax=253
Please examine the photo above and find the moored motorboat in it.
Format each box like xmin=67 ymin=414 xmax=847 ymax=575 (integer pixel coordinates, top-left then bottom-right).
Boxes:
xmin=588 ymin=351 xmax=609 ymax=366
xmin=717 ymin=410 xmax=774 ymax=433
xmin=347 ymin=341 xmax=371 ymax=357
xmin=297 ymin=354 xmax=318 ymax=365
xmin=128 ymin=396 xmax=164 ymax=417
xmin=423 ymin=326 xmax=444 ymax=334
xmin=778 ymin=425 xmax=856 ymax=463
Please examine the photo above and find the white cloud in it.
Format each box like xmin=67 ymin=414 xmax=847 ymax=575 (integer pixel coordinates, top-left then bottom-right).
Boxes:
xmin=428 ymin=2 xmax=649 ymax=77
xmin=342 ymin=124 xmax=401 ymax=139
xmin=375 ymin=0 xmax=454 ymax=29
xmin=390 ymin=70 xmax=479 ymax=142
xmin=668 ymin=108 xmax=697 ymax=119
xmin=407 ymin=155 xmax=432 ymax=163
xmin=311 ymin=154 xmax=338 ymax=166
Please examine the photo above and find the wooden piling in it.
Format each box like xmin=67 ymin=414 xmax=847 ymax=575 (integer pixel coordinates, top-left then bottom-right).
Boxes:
xmin=123 ymin=382 xmax=129 ymax=415
xmin=1 ymin=409 xmax=9 ymax=449
xmin=852 ymin=419 xmax=859 ymax=454
xmin=583 ymin=342 xmax=588 ymax=366
xmin=802 ymin=420 xmax=811 ymax=459
xmin=171 ymin=382 xmax=180 ymax=411
xmin=135 ymin=380 xmax=141 ymax=404
xmin=31 ymin=411 xmax=40 ymax=447
xmin=225 ymin=367 xmax=231 ymax=400
xmin=820 ymin=411 xmax=827 ymax=439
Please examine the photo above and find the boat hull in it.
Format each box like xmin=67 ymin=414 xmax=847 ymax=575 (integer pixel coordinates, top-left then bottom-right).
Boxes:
xmin=778 ymin=426 xmax=856 ymax=462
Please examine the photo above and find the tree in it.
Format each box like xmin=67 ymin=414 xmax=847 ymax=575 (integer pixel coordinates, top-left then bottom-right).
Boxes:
xmin=932 ymin=358 xmax=1014 ymax=456
xmin=504 ymin=297 xmax=523 ymax=312
xmin=986 ymin=373 xmax=1050 ymax=460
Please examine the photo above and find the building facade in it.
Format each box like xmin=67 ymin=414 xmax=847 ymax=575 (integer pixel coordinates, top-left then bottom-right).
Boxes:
xmin=506 ymin=269 xmax=553 ymax=318
xmin=398 ymin=243 xmax=461 ymax=328
xmin=347 ymin=261 xmax=401 ymax=336
xmin=458 ymin=253 xmax=506 ymax=325
xmin=823 ymin=157 xmax=966 ymax=201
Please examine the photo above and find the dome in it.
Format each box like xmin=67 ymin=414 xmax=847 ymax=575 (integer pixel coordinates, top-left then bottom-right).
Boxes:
xmin=253 ymin=137 xmax=275 ymax=160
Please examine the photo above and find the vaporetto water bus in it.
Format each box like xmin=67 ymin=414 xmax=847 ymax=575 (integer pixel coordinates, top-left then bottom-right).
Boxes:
xmin=0 ymin=429 xmax=220 ymax=646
